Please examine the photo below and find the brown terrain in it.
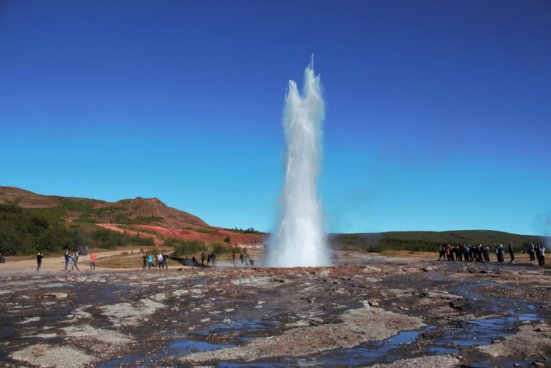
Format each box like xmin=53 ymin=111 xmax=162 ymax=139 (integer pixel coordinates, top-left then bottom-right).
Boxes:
xmin=0 ymin=253 xmax=550 ymax=367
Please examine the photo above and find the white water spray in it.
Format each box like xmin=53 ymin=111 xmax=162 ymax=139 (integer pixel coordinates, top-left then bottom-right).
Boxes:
xmin=267 ymin=61 xmax=332 ymax=267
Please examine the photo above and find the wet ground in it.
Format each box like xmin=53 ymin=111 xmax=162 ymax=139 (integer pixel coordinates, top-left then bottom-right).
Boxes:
xmin=1 ymin=255 xmax=550 ymax=367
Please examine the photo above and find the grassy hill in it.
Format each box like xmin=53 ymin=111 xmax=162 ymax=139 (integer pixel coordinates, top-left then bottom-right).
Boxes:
xmin=0 ymin=187 xmax=263 ymax=256
xmin=331 ymin=230 xmax=546 ymax=253
xmin=0 ymin=186 xmax=207 ymax=228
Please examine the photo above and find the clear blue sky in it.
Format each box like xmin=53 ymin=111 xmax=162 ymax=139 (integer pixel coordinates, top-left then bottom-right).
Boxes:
xmin=1 ymin=0 xmax=550 ymax=235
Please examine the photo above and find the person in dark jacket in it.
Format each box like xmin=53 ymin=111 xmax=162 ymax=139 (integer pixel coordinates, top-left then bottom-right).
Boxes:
xmin=508 ymin=242 xmax=515 ymax=263
xmin=36 ymin=249 xmax=44 ymax=271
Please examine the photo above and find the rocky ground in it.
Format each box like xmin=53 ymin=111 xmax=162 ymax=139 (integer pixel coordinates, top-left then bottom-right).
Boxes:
xmin=1 ymin=255 xmax=550 ymax=367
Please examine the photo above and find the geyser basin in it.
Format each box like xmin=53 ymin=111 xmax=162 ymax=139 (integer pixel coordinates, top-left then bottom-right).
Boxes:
xmin=267 ymin=61 xmax=331 ymax=267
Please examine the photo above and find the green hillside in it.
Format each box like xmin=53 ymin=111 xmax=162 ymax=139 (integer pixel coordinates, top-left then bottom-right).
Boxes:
xmin=331 ymin=230 xmax=546 ymax=253
xmin=0 ymin=203 xmax=154 ymax=256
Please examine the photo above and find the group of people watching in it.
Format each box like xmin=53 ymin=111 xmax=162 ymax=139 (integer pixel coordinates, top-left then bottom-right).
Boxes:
xmin=179 ymin=249 xmax=254 ymax=267
xmin=527 ymin=242 xmax=547 ymax=266
xmin=236 ymin=251 xmax=254 ymax=265
xmin=61 ymin=248 xmax=95 ymax=271
xmin=142 ymin=251 xmax=170 ymax=270
xmin=438 ymin=242 xmax=546 ymax=266
xmin=32 ymin=247 xmax=96 ymax=272
xmin=201 ymin=251 xmax=217 ymax=265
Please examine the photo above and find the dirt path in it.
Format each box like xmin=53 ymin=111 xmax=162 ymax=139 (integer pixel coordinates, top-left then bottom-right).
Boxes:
xmin=0 ymin=249 xmax=144 ymax=274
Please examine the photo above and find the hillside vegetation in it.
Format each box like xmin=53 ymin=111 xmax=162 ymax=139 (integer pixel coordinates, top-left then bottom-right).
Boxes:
xmin=331 ymin=230 xmax=546 ymax=253
xmin=0 ymin=203 xmax=154 ymax=255
xmin=0 ymin=186 xmax=262 ymax=256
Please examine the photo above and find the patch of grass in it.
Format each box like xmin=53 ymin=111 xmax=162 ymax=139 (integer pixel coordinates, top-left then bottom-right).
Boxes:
xmin=167 ymin=239 xmax=234 ymax=257
xmin=99 ymin=255 xmax=141 ymax=269
xmin=100 ymin=255 xmax=180 ymax=269
xmin=58 ymin=198 xmax=93 ymax=212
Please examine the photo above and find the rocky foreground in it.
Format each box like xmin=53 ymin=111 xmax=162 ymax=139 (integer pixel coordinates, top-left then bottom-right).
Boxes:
xmin=1 ymin=256 xmax=550 ymax=367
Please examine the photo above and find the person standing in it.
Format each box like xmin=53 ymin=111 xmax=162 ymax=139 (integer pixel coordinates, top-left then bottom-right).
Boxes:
xmin=157 ymin=253 xmax=163 ymax=269
xmin=142 ymin=253 xmax=147 ymax=270
xmin=64 ymin=249 xmax=70 ymax=271
xmin=36 ymin=250 xmax=44 ymax=271
xmin=71 ymin=251 xmax=80 ymax=271
xmin=538 ymin=244 xmax=546 ymax=266
xmin=90 ymin=253 xmax=96 ymax=270
xmin=508 ymin=242 xmax=515 ymax=263
xmin=162 ymin=250 xmax=169 ymax=270
xmin=535 ymin=245 xmax=542 ymax=265
xmin=529 ymin=243 xmax=536 ymax=261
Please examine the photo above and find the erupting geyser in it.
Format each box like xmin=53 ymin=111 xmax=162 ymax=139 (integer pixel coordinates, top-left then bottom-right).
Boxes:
xmin=267 ymin=60 xmax=332 ymax=267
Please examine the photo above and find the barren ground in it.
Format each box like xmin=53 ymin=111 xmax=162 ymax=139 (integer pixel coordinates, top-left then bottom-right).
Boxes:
xmin=1 ymin=253 xmax=550 ymax=367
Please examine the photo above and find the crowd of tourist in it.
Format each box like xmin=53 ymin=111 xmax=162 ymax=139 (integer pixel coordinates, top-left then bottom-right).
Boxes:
xmin=8 ymin=240 xmax=547 ymax=272
xmin=23 ymin=246 xmax=256 ymax=272
xmin=142 ymin=250 xmax=170 ymax=270
xmin=178 ymin=250 xmax=255 ymax=267
xmin=438 ymin=242 xmax=546 ymax=266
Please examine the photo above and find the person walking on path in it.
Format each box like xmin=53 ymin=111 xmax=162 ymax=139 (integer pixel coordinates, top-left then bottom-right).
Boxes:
xmin=36 ymin=250 xmax=43 ymax=271
xmin=71 ymin=251 xmax=80 ymax=271
xmin=64 ymin=249 xmax=70 ymax=271
xmin=142 ymin=253 xmax=147 ymax=270
xmin=90 ymin=253 xmax=96 ymax=270
xmin=508 ymin=243 xmax=515 ymax=263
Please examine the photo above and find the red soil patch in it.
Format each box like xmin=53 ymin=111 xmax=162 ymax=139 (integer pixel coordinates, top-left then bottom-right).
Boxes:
xmin=96 ymin=224 xmax=163 ymax=246
xmin=96 ymin=224 xmax=265 ymax=247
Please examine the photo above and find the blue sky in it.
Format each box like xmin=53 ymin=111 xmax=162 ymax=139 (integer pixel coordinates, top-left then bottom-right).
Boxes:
xmin=1 ymin=0 xmax=550 ymax=235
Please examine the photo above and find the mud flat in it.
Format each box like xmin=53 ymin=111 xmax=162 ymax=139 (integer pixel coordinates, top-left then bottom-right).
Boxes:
xmin=0 ymin=256 xmax=550 ymax=367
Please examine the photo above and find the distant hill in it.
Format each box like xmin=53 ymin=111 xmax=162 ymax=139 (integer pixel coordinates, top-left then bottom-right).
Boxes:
xmin=0 ymin=186 xmax=264 ymax=256
xmin=331 ymin=230 xmax=546 ymax=253
xmin=0 ymin=186 xmax=207 ymax=228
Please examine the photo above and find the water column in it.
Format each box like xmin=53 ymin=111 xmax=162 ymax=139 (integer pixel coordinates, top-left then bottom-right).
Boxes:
xmin=267 ymin=61 xmax=332 ymax=267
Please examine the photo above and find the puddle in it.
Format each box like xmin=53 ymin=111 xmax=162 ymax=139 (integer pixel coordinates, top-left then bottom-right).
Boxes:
xmin=192 ymin=318 xmax=279 ymax=343
xmin=169 ymin=339 xmax=235 ymax=355
xmin=98 ymin=339 xmax=234 ymax=367
xmin=428 ymin=311 xmax=539 ymax=355
xmin=218 ymin=329 xmax=423 ymax=368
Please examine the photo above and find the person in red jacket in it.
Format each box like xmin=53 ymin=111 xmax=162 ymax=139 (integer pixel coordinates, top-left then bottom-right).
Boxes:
xmin=90 ymin=253 xmax=96 ymax=270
